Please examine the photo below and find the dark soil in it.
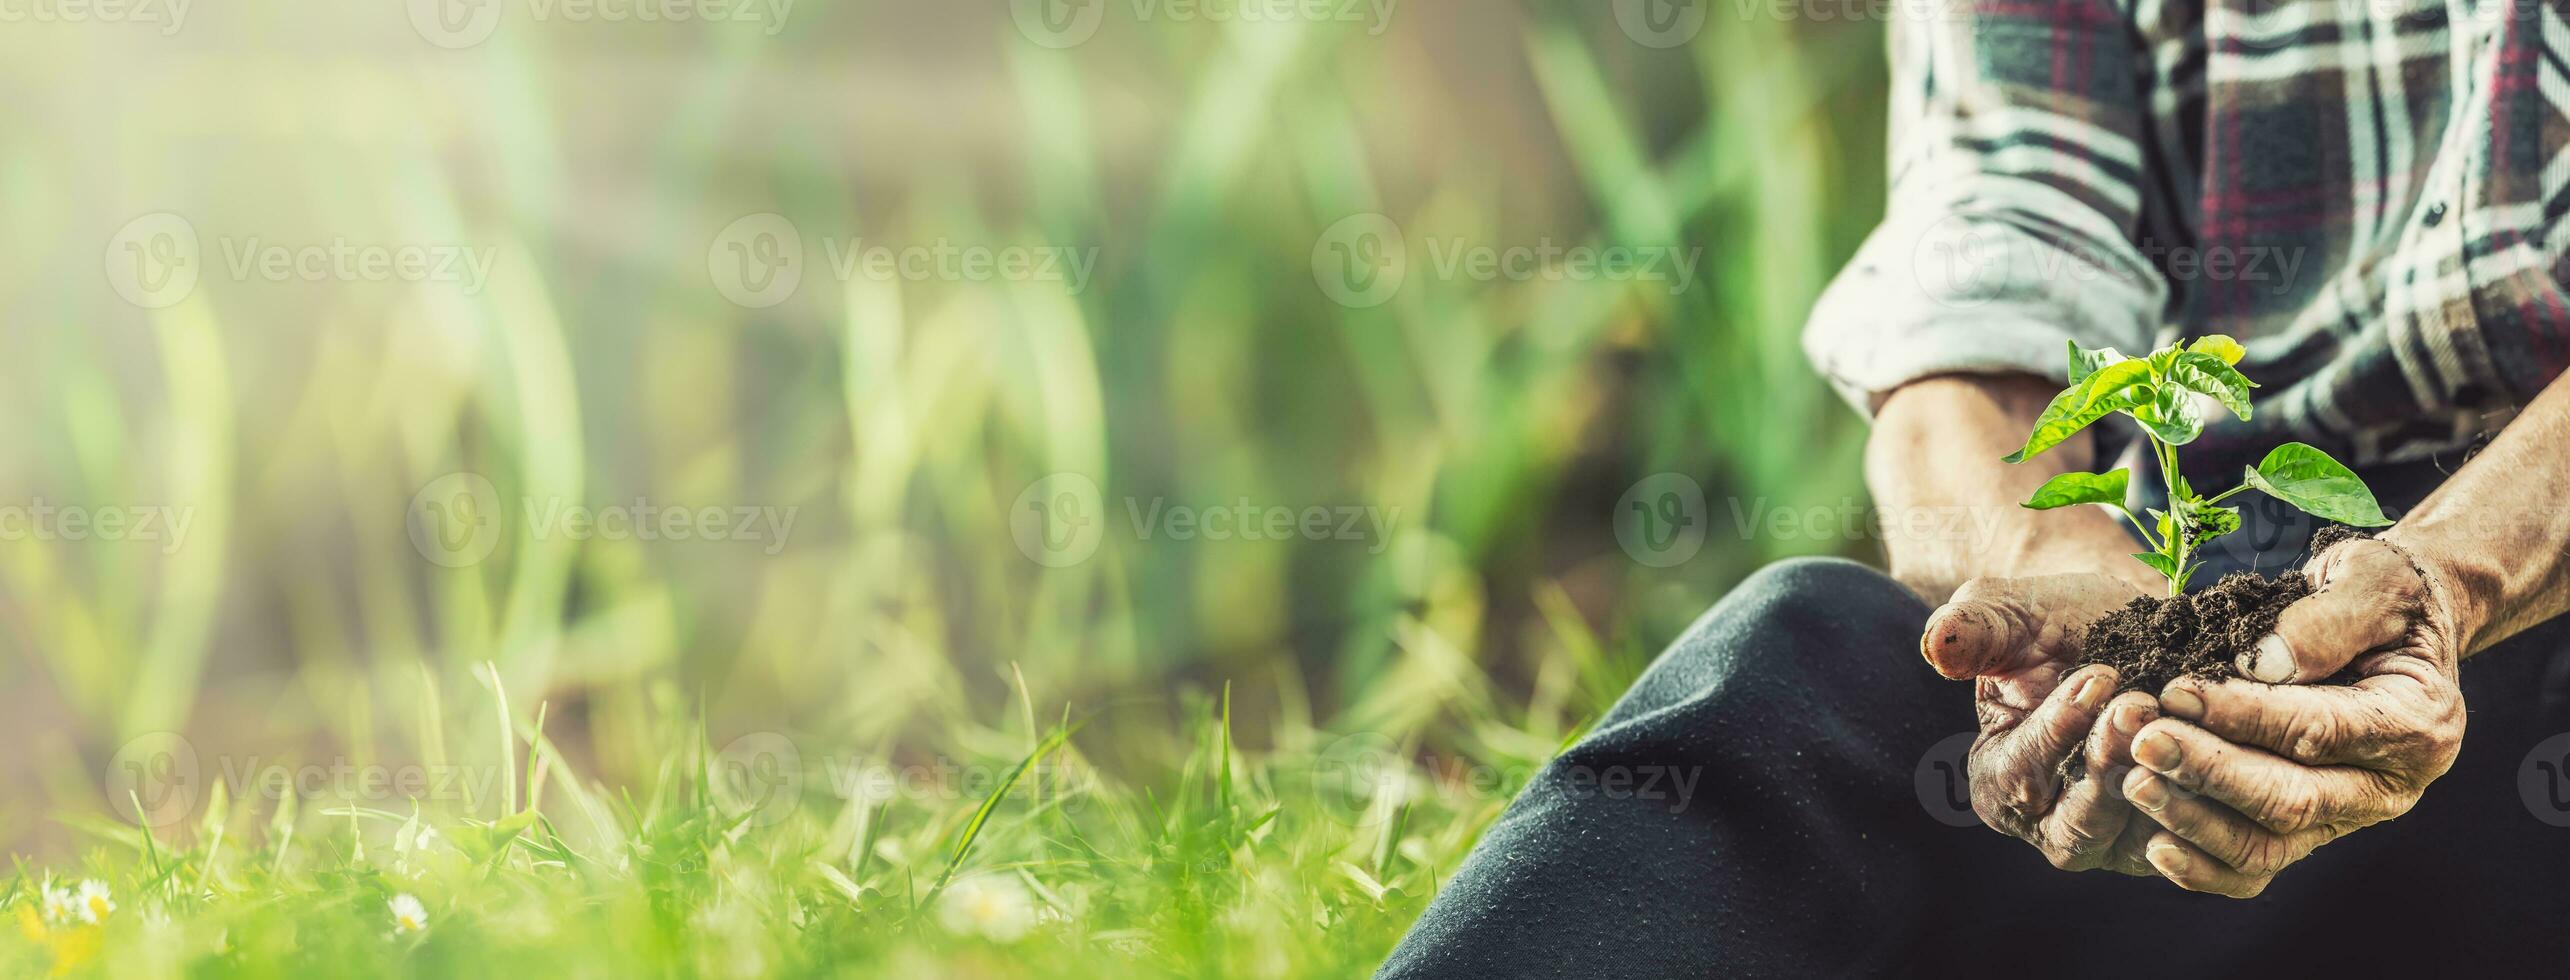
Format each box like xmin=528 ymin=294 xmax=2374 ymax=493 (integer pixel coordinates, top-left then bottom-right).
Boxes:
xmin=2055 ymin=570 xmax=2311 ymax=787
xmin=2080 ymin=572 xmax=2310 ymax=697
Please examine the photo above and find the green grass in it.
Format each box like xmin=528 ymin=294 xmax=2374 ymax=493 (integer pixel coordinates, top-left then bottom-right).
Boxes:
xmin=0 ymin=4 xmax=1888 ymax=976
xmin=6 ymin=677 xmax=1547 ymax=978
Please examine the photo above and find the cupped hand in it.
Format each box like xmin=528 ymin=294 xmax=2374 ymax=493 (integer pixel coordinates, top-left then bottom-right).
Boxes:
xmin=2122 ymin=537 xmax=2469 ymax=897
xmin=1921 ymin=571 xmax=2161 ymax=872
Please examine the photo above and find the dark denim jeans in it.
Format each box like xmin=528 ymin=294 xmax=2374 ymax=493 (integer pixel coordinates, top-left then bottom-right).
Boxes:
xmin=1383 ymin=466 xmax=2570 ymax=976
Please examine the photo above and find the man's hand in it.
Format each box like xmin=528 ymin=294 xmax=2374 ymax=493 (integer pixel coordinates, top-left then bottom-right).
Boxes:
xmin=2121 ymin=537 xmax=2469 ymax=897
xmin=1922 ymin=571 xmax=2161 ymax=872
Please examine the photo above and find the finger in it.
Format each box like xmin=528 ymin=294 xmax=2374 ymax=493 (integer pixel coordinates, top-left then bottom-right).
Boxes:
xmin=2159 ymin=678 xmax=2393 ymax=766
xmin=2131 ymin=718 xmax=2394 ymax=833
xmin=2142 ymin=831 xmax=2270 ymax=898
xmin=2240 ymin=545 xmax=2423 ymax=683
xmin=2099 ymin=811 xmax=2161 ymax=877
xmin=1976 ymin=665 xmax=2117 ymax=820
xmin=2122 ymin=769 xmax=2320 ymax=877
xmin=2088 ymin=691 xmax=2157 ymax=769
xmin=1924 ymin=576 xmax=2126 ymax=679
xmin=2039 ymin=692 xmax=2155 ymax=865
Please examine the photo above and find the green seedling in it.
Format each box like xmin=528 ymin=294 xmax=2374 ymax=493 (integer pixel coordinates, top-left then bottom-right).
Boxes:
xmin=2003 ymin=336 xmax=2392 ymax=596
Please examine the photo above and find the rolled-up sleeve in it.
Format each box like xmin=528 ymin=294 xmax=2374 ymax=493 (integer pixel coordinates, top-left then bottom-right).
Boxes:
xmin=1804 ymin=0 xmax=2168 ymax=413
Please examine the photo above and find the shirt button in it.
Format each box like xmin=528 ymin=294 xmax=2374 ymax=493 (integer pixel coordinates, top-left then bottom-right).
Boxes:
xmin=2425 ymin=202 xmax=2449 ymax=227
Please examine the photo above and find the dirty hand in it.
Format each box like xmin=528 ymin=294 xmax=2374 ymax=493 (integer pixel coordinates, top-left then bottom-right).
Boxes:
xmin=2124 ymin=537 xmax=2469 ymax=897
xmin=1922 ymin=572 xmax=2162 ymax=873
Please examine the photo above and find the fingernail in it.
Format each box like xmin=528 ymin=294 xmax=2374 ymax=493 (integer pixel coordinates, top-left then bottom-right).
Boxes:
xmin=2113 ymin=701 xmax=2148 ymax=736
xmin=2240 ymin=634 xmax=2295 ymax=684
xmin=2149 ymin=841 xmax=2191 ymax=876
xmin=2074 ymin=671 xmax=2111 ymax=711
xmin=2160 ymin=685 xmax=2205 ymax=720
xmin=1923 ymin=605 xmax=2000 ymax=679
xmin=2127 ymin=775 xmax=2169 ymax=812
xmin=2134 ymin=729 xmax=2181 ymax=772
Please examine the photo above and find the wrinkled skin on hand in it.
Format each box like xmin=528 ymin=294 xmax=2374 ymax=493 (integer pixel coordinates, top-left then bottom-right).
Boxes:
xmin=2122 ymin=538 xmax=2468 ymax=897
xmin=1922 ymin=573 xmax=2161 ymax=873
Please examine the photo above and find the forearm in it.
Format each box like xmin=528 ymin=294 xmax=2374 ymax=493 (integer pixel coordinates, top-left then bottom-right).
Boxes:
xmin=1869 ymin=374 xmax=2157 ymax=602
xmin=2381 ymin=374 xmax=2570 ymax=653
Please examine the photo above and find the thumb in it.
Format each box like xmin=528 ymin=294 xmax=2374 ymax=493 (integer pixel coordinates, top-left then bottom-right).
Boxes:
xmin=2238 ymin=542 xmax=2425 ymax=683
xmin=1922 ymin=575 xmax=2125 ymax=679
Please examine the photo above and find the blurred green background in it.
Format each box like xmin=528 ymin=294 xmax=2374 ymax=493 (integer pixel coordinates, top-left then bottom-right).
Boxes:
xmin=0 ymin=1 xmax=1892 ymax=974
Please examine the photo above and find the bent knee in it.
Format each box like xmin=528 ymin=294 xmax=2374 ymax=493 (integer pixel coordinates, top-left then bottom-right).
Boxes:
xmin=1718 ymin=556 xmax=1920 ymax=639
xmin=1602 ymin=558 xmax=1919 ymax=724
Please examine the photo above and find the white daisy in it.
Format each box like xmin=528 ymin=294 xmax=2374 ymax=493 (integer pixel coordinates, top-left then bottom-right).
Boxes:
xmin=936 ymin=875 xmax=1035 ymax=944
xmin=38 ymin=883 xmax=75 ymax=925
xmin=389 ymin=893 xmax=429 ymax=934
xmin=73 ymin=880 xmax=113 ymax=924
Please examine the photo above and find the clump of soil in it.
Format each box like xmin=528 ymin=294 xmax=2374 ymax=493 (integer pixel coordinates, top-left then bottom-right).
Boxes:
xmin=2079 ymin=572 xmax=2310 ymax=696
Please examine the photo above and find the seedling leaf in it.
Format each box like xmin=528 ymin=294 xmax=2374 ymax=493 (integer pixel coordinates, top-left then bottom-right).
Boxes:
xmin=2128 ymin=383 xmax=2205 ymax=446
xmin=2005 ymin=339 xmax=2391 ymax=595
xmin=2022 ymin=469 xmax=2130 ymax=510
xmin=2002 ymin=359 xmax=2155 ymax=463
xmin=2188 ymin=335 xmax=2247 ymax=365
xmin=2066 ymin=341 xmax=2130 ymax=384
xmin=2165 ymin=351 xmax=2257 ymax=421
xmin=2243 ymin=442 xmax=2393 ymax=527
xmin=2133 ymin=552 xmax=2180 ymax=580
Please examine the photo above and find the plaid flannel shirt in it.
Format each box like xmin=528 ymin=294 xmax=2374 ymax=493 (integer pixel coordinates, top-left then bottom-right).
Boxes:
xmin=1804 ymin=0 xmax=2570 ymax=467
